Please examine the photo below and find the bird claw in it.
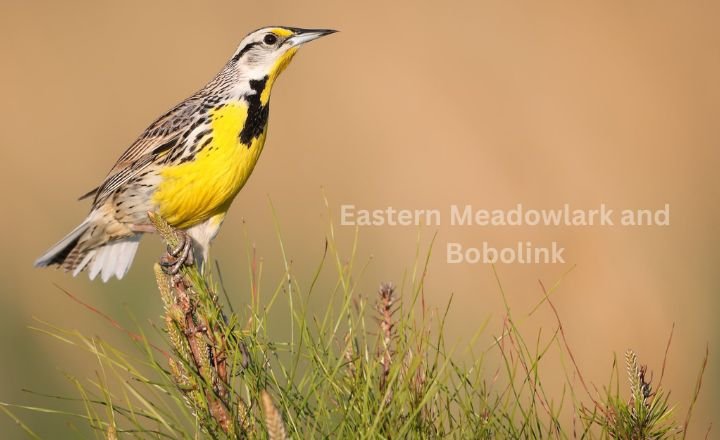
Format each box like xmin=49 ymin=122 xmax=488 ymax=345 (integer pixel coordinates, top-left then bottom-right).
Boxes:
xmin=168 ymin=232 xmax=190 ymax=258
xmin=160 ymin=231 xmax=194 ymax=275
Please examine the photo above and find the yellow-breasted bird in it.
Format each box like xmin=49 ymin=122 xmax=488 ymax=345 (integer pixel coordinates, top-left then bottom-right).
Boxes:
xmin=34 ymin=26 xmax=336 ymax=282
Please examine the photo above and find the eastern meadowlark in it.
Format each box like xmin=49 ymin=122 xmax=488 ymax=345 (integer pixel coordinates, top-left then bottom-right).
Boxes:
xmin=34 ymin=26 xmax=335 ymax=281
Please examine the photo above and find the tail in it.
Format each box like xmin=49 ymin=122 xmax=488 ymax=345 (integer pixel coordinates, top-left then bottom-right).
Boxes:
xmin=34 ymin=218 xmax=142 ymax=282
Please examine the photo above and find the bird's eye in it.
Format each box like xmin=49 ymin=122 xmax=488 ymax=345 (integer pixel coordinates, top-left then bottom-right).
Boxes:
xmin=263 ymin=34 xmax=278 ymax=45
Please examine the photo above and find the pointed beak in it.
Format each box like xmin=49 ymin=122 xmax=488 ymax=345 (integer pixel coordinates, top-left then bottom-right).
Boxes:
xmin=286 ymin=28 xmax=337 ymax=47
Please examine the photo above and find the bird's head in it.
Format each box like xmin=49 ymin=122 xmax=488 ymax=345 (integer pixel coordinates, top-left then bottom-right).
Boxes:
xmin=229 ymin=26 xmax=336 ymax=84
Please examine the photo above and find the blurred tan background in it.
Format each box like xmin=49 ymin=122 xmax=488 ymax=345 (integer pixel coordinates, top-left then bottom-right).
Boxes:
xmin=1 ymin=0 xmax=717 ymax=438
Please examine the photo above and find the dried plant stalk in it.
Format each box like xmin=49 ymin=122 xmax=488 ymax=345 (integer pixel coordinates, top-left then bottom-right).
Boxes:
xmin=377 ymin=282 xmax=395 ymax=394
xmin=261 ymin=390 xmax=287 ymax=440
xmin=149 ymin=212 xmax=235 ymax=436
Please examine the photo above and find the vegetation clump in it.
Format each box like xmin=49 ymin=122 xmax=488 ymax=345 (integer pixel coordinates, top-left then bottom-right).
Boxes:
xmin=0 ymin=214 xmax=709 ymax=439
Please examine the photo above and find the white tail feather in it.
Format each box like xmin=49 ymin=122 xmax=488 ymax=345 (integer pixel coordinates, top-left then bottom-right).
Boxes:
xmin=82 ymin=235 xmax=142 ymax=282
xmin=72 ymin=250 xmax=96 ymax=277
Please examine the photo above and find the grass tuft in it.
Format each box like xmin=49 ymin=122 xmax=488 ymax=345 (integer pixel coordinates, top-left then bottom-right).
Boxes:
xmin=1 ymin=212 xmax=710 ymax=439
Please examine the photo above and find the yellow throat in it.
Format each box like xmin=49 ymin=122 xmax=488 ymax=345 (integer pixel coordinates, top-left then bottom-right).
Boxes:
xmin=153 ymin=46 xmax=299 ymax=229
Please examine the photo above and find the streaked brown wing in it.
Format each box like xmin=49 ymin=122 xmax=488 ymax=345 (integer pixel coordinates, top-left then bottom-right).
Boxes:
xmin=82 ymin=95 xmax=205 ymax=206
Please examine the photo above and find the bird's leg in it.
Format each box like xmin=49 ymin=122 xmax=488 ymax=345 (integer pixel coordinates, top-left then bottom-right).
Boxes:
xmin=129 ymin=223 xmax=157 ymax=233
xmin=160 ymin=230 xmax=194 ymax=275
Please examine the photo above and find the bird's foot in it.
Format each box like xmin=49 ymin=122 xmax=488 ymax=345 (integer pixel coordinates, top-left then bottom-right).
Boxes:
xmin=160 ymin=231 xmax=194 ymax=275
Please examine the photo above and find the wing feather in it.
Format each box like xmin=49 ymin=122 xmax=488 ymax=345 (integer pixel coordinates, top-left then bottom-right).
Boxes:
xmin=87 ymin=94 xmax=206 ymax=206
